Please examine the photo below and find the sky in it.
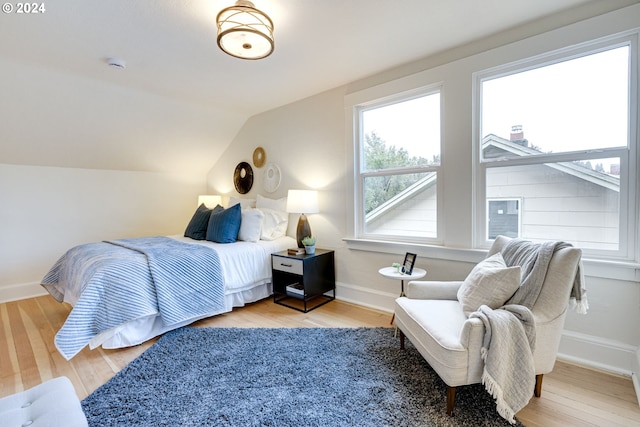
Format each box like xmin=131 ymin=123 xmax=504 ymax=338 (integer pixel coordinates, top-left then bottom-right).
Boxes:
xmin=482 ymin=45 xmax=629 ymax=154
xmin=362 ymin=45 xmax=629 ymax=171
xmin=362 ymin=93 xmax=440 ymax=162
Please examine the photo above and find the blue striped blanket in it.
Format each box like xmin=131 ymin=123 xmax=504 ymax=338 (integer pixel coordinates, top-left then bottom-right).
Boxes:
xmin=41 ymin=237 xmax=225 ymax=360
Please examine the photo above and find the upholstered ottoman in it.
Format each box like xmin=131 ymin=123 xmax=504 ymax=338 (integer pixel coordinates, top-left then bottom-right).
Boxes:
xmin=0 ymin=377 xmax=88 ymax=427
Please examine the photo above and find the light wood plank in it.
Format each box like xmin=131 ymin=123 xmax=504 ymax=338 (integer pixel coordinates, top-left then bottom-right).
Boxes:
xmin=0 ymin=303 xmax=20 ymax=396
xmin=1 ymin=295 xmax=638 ymax=427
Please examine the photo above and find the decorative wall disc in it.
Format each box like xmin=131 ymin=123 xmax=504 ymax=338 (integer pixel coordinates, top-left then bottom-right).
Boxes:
xmin=252 ymin=147 xmax=266 ymax=168
xmin=263 ymin=163 xmax=281 ymax=193
xmin=233 ymin=162 xmax=254 ymax=194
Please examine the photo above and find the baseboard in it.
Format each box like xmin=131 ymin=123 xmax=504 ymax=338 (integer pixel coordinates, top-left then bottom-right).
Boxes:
xmin=337 ymin=282 xmax=638 ymax=378
xmin=558 ymin=330 xmax=637 ymax=377
xmin=0 ymin=281 xmax=47 ymax=303
xmin=335 ymin=281 xmax=395 ymax=314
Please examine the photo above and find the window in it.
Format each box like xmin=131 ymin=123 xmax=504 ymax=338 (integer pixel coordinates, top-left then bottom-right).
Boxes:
xmin=487 ymin=198 xmax=521 ymax=239
xmin=476 ymin=39 xmax=636 ymax=258
xmin=355 ymin=90 xmax=441 ymax=241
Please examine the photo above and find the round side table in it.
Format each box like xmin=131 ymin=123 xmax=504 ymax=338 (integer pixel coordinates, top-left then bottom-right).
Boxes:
xmin=378 ymin=266 xmax=427 ymax=297
xmin=379 ymin=266 xmax=427 ymax=325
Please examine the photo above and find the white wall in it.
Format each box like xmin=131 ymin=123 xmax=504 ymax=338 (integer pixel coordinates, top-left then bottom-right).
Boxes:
xmin=0 ymin=163 xmax=203 ymax=301
xmin=207 ymin=4 xmax=640 ymax=376
xmin=0 ymin=58 xmax=233 ymax=301
xmin=206 ymin=86 xmax=348 ymax=247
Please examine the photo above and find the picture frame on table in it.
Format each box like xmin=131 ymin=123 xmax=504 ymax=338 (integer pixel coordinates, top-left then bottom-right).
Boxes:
xmin=401 ymin=252 xmax=417 ymax=275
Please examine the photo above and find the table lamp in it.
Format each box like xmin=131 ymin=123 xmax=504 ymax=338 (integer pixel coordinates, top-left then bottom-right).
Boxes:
xmin=197 ymin=195 xmax=222 ymax=208
xmin=286 ymin=190 xmax=319 ymax=248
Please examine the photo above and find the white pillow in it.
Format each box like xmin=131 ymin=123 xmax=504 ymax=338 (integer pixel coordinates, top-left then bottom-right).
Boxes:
xmin=256 ymin=194 xmax=287 ymax=212
xmin=256 ymin=195 xmax=288 ymax=240
xmin=259 ymin=207 xmax=288 ymax=240
xmin=238 ymin=208 xmax=264 ymax=242
xmin=229 ymin=197 xmax=256 ymax=209
xmin=457 ymin=252 xmax=521 ymax=316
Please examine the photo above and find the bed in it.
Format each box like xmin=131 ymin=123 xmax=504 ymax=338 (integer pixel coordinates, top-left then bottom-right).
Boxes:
xmin=41 ymin=196 xmax=295 ymax=360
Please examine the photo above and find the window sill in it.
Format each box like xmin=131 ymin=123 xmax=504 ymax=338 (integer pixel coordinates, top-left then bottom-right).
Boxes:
xmin=343 ymin=237 xmax=486 ymax=264
xmin=343 ymin=237 xmax=640 ymax=282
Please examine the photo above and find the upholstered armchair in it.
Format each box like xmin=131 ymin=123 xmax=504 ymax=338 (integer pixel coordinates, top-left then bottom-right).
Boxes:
xmin=394 ymin=235 xmax=582 ymax=418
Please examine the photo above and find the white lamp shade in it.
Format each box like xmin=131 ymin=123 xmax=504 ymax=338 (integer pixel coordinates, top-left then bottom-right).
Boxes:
xmin=286 ymin=190 xmax=319 ymax=214
xmin=198 ymin=195 xmax=222 ymax=208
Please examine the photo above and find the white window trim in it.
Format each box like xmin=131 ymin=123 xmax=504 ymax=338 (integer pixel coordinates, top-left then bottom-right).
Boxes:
xmin=346 ymin=78 xmax=444 ymax=246
xmin=472 ymin=31 xmax=639 ymax=263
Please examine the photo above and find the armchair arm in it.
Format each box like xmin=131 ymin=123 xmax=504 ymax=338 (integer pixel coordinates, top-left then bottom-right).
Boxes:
xmin=405 ymin=280 xmax=464 ymax=300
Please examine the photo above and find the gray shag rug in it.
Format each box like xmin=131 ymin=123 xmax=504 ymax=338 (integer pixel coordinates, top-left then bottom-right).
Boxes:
xmin=82 ymin=327 xmax=525 ymax=427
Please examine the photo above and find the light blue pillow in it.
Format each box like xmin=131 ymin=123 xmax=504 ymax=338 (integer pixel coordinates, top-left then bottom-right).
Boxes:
xmin=206 ymin=203 xmax=241 ymax=243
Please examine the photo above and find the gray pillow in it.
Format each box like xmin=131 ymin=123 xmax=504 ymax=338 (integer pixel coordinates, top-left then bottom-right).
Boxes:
xmin=457 ymin=252 xmax=521 ymax=316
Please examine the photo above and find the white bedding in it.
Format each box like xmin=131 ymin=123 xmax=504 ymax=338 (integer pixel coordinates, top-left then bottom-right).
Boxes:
xmin=69 ymin=235 xmax=295 ymax=351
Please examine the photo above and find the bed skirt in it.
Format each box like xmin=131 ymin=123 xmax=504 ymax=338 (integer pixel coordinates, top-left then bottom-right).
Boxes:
xmin=90 ymin=282 xmax=273 ymax=350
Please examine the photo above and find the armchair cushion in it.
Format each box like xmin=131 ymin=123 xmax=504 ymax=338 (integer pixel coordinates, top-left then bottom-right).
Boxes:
xmin=394 ymin=297 xmax=485 ymax=386
xmin=405 ymin=280 xmax=463 ymax=300
xmin=457 ymin=253 xmax=521 ymax=316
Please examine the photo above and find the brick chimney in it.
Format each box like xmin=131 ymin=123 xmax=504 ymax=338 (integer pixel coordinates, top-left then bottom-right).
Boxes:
xmin=510 ymin=125 xmax=528 ymax=147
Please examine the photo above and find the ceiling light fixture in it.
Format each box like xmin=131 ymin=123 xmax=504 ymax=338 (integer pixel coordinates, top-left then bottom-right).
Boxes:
xmin=216 ymin=0 xmax=274 ymax=60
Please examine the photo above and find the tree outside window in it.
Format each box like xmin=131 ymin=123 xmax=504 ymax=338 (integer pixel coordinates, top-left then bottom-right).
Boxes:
xmin=357 ymin=92 xmax=441 ymax=240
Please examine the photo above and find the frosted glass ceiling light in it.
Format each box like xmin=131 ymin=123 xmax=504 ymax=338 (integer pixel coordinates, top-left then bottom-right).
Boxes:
xmin=216 ymin=0 xmax=274 ymax=60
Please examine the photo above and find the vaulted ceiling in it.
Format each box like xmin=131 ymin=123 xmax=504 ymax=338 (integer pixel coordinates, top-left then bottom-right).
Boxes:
xmin=1 ymin=0 xmax=634 ymax=175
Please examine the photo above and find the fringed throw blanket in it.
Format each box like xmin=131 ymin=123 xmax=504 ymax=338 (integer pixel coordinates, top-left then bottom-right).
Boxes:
xmin=470 ymin=304 xmax=535 ymax=424
xmin=470 ymin=239 xmax=587 ymax=423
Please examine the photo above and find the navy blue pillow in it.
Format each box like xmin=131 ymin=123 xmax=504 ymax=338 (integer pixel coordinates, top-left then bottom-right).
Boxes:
xmin=184 ymin=204 xmax=223 ymax=240
xmin=206 ymin=203 xmax=242 ymax=243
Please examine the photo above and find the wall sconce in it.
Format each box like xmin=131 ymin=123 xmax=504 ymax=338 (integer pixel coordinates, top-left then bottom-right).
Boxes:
xmin=216 ymin=0 xmax=274 ymax=60
xmin=198 ymin=195 xmax=222 ymax=208
xmin=286 ymin=190 xmax=319 ymax=248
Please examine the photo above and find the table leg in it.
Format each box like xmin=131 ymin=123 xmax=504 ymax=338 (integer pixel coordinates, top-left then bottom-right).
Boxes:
xmin=391 ymin=279 xmax=406 ymax=331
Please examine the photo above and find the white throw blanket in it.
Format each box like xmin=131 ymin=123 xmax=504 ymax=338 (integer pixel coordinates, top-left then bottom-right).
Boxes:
xmin=470 ymin=305 xmax=535 ymax=424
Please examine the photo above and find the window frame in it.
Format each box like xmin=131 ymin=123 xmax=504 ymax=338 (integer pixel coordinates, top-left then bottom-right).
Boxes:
xmin=487 ymin=197 xmax=522 ymax=240
xmin=473 ymin=32 xmax=638 ymax=261
xmin=353 ymin=85 xmax=444 ymax=244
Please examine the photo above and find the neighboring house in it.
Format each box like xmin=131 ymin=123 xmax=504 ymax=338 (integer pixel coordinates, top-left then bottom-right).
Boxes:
xmin=366 ymin=132 xmax=620 ymax=250
xmin=366 ymin=173 xmax=437 ymax=238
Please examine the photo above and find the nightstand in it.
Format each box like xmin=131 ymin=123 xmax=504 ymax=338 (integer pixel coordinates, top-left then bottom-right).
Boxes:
xmin=272 ymin=249 xmax=335 ymax=312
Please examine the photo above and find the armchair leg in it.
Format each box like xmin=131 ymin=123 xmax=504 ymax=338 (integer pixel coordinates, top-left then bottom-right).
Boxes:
xmin=399 ymin=329 xmax=405 ymax=349
xmin=446 ymin=387 xmax=456 ymax=416
xmin=534 ymin=374 xmax=543 ymax=397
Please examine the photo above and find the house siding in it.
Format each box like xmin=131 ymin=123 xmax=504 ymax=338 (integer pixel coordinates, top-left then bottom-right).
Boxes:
xmin=487 ymin=164 xmax=619 ymax=249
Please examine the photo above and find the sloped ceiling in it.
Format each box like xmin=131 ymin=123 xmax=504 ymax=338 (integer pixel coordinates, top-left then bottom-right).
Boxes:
xmin=0 ymin=0 xmax=634 ymax=175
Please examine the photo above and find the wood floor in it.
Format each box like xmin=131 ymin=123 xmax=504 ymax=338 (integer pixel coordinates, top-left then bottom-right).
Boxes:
xmin=1 ymin=295 xmax=639 ymax=426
